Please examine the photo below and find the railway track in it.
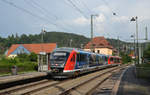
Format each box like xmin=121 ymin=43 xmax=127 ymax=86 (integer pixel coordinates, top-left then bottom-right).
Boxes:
xmin=32 ymin=64 xmax=129 ymax=95
xmin=0 ymin=79 xmax=68 ymax=95
xmin=59 ymin=65 xmax=128 ymax=95
xmin=0 ymin=64 xmax=129 ymax=95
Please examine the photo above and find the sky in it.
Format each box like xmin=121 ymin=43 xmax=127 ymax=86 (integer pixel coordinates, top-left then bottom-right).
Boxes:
xmin=0 ymin=0 xmax=150 ymax=42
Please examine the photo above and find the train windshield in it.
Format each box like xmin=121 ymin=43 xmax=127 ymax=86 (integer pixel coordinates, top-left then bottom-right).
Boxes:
xmin=50 ymin=51 xmax=70 ymax=63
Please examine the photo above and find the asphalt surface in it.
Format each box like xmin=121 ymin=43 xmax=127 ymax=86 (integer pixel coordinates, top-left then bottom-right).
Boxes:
xmin=117 ymin=65 xmax=150 ymax=95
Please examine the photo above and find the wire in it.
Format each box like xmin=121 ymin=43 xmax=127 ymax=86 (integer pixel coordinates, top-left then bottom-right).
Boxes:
xmin=76 ymin=0 xmax=92 ymax=14
xmin=102 ymin=0 xmax=116 ymax=16
xmin=24 ymin=0 xmax=44 ymax=14
xmin=30 ymin=0 xmax=58 ymax=20
xmin=66 ymin=0 xmax=88 ymax=19
xmin=1 ymin=0 xmax=70 ymax=32
xmin=29 ymin=0 xmax=74 ymax=32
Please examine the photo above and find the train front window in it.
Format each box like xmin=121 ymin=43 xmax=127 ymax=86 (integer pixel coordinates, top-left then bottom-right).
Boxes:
xmin=50 ymin=52 xmax=70 ymax=62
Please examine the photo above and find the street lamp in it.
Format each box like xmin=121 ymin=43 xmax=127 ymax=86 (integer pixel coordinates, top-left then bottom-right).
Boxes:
xmin=131 ymin=34 xmax=136 ymax=61
xmin=91 ymin=14 xmax=98 ymax=52
xmin=130 ymin=16 xmax=139 ymax=64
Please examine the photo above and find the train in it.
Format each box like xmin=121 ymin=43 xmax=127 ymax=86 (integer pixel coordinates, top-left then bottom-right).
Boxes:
xmin=47 ymin=48 xmax=121 ymax=78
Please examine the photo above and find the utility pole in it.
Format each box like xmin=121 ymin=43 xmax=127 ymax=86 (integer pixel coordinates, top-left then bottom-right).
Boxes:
xmin=91 ymin=14 xmax=98 ymax=52
xmin=131 ymin=16 xmax=139 ymax=64
xmin=145 ymin=26 xmax=148 ymax=40
xmin=117 ymin=36 xmax=120 ymax=56
xmin=145 ymin=26 xmax=148 ymax=49
xmin=70 ymin=39 xmax=72 ymax=47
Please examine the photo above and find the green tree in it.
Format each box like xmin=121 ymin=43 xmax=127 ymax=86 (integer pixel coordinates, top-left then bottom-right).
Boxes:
xmin=143 ymin=45 xmax=150 ymax=60
xmin=29 ymin=52 xmax=37 ymax=62
xmin=120 ymin=52 xmax=132 ymax=64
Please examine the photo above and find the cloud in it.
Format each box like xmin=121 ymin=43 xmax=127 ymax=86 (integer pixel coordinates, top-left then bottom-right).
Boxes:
xmin=96 ymin=13 xmax=106 ymax=23
xmin=93 ymin=5 xmax=111 ymax=14
xmin=73 ymin=16 xmax=89 ymax=26
xmin=111 ymin=16 xmax=129 ymax=23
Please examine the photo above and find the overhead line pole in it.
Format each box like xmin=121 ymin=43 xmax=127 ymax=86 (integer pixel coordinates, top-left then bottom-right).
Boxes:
xmin=91 ymin=14 xmax=98 ymax=52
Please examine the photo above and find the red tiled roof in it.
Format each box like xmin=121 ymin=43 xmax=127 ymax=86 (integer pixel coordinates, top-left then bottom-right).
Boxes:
xmin=6 ymin=44 xmax=20 ymax=56
xmin=7 ymin=43 xmax=57 ymax=56
xmin=84 ymin=36 xmax=113 ymax=49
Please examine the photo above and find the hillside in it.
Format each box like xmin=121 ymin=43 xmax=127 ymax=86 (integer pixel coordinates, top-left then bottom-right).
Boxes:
xmin=0 ymin=31 xmax=133 ymax=55
xmin=0 ymin=32 xmax=90 ymax=54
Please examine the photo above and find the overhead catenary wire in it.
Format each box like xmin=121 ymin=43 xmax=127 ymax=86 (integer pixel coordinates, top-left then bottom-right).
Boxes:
xmin=23 ymin=0 xmax=48 ymax=18
xmin=29 ymin=0 xmax=58 ymax=20
xmin=29 ymin=0 xmax=74 ymax=32
xmin=1 ymin=0 xmax=70 ymax=32
xmin=102 ymin=0 xmax=117 ymax=16
xmin=75 ymin=0 xmax=92 ymax=14
xmin=96 ymin=0 xmax=124 ymax=39
xmin=66 ymin=0 xmax=88 ymax=19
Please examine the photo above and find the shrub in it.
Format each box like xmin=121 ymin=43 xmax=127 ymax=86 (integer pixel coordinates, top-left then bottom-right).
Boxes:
xmin=0 ymin=53 xmax=38 ymax=75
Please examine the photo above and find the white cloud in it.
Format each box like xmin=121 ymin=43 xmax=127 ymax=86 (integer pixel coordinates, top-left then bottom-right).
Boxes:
xmin=93 ymin=5 xmax=111 ymax=14
xmin=111 ymin=16 xmax=129 ymax=23
xmin=96 ymin=13 xmax=106 ymax=23
xmin=73 ymin=16 xmax=89 ymax=25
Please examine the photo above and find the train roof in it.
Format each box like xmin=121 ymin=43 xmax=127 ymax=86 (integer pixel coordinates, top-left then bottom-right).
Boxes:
xmin=53 ymin=47 xmax=107 ymax=56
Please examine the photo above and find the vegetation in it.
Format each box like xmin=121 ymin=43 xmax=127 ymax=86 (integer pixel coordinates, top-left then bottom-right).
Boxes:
xmin=0 ymin=31 xmax=132 ymax=55
xmin=135 ymin=44 xmax=150 ymax=80
xmin=136 ymin=63 xmax=150 ymax=80
xmin=0 ymin=53 xmax=38 ymax=75
xmin=0 ymin=32 xmax=90 ymax=55
xmin=143 ymin=44 xmax=150 ymax=61
xmin=120 ymin=52 xmax=132 ymax=64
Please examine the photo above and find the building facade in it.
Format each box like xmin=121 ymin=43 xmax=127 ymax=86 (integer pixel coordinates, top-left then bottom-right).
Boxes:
xmin=84 ymin=37 xmax=113 ymax=55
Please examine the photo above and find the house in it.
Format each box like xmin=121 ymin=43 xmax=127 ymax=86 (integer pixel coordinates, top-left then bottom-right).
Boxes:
xmin=6 ymin=43 xmax=57 ymax=57
xmin=84 ymin=37 xmax=113 ymax=55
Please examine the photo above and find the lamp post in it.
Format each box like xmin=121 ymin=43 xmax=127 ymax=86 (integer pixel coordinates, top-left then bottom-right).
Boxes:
xmin=131 ymin=34 xmax=136 ymax=62
xmin=91 ymin=14 xmax=98 ymax=52
xmin=130 ymin=16 xmax=139 ymax=64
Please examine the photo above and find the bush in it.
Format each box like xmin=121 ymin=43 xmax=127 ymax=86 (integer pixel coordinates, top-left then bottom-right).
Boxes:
xmin=0 ymin=53 xmax=38 ymax=75
xmin=120 ymin=52 xmax=132 ymax=64
xmin=136 ymin=63 xmax=150 ymax=80
xmin=28 ymin=52 xmax=37 ymax=62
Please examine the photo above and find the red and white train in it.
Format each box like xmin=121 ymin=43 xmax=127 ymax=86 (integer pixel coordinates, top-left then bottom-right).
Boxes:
xmin=47 ymin=48 xmax=121 ymax=78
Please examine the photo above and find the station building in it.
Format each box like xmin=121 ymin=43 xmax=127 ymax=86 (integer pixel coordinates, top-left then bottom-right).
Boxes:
xmin=84 ymin=37 xmax=113 ymax=55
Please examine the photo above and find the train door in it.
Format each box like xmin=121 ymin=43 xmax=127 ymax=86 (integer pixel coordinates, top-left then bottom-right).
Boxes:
xmin=64 ymin=51 xmax=76 ymax=71
xmin=76 ymin=53 xmax=88 ymax=69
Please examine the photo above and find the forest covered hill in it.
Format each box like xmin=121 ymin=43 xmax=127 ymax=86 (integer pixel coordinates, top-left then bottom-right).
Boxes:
xmin=0 ymin=31 xmax=129 ymax=54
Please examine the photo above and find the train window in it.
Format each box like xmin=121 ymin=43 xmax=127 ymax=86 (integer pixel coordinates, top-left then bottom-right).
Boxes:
xmin=96 ymin=55 xmax=99 ymax=62
xmin=110 ymin=58 xmax=113 ymax=61
xmin=71 ymin=54 xmax=75 ymax=62
xmin=99 ymin=56 xmax=103 ymax=64
xmin=89 ymin=54 xmax=96 ymax=63
xmin=50 ymin=51 xmax=70 ymax=62
xmin=77 ymin=54 xmax=87 ymax=62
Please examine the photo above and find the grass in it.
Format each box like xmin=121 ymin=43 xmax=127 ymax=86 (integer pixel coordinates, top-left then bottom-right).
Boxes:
xmin=136 ymin=63 xmax=150 ymax=80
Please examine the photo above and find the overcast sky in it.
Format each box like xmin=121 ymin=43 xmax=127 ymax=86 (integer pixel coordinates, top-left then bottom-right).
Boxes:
xmin=0 ymin=0 xmax=150 ymax=42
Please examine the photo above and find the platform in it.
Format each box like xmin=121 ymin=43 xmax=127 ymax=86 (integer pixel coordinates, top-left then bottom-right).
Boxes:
xmin=117 ymin=65 xmax=150 ymax=95
xmin=0 ymin=72 xmax=47 ymax=84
